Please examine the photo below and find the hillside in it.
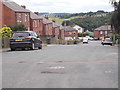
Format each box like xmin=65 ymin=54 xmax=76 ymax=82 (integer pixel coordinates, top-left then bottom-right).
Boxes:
xmin=48 ymin=11 xmax=112 ymax=31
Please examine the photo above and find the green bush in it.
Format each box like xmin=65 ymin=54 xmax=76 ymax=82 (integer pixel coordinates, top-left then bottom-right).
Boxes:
xmin=78 ymin=33 xmax=89 ymax=37
xmin=7 ymin=24 xmax=27 ymax=31
xmin=0 ymin=26 xmax=13 ymax=37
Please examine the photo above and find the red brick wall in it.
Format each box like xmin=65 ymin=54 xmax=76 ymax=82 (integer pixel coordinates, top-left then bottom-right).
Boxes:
xmin=65 ymin=30 xmax=78 ymax=38
xmin=30 ymin=19 xmax=43 ymax=36
xmin=53 ymin=27 xmax=60 ymax=40
xmin=60 ymin=29 xmax=65 ymax=40
xmin=3 ymin=4 xmax=16 ymax=26
xmin=3 ymin=4 xmax=30 ymax=30
xmin=16 ymin=12 xmax=30 ymax=30
xmin=0 ymin=0 xmax=3 ymax=27
xmin=94 ymin=30 xmax=100 ymax=38
xmin=39 ymin=19 xmax=43 ymax=35
xmin=94 ymin=30 xmax=111 ymax=38
xmin=43 ymin=23 xmax=52 ymax=37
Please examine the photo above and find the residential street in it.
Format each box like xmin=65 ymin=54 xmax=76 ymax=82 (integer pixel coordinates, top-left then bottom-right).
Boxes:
xmin=2 ymin=41 xmax=118 ymax=88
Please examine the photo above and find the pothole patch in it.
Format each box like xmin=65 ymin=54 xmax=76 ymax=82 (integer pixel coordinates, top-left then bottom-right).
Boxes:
xmin=18 ymin=61 xmax=26 ymax=63
xmin=41 ymin=71 xmax=65 ymax=74
xmin=49 ymin=66 xmax=65 ymax=69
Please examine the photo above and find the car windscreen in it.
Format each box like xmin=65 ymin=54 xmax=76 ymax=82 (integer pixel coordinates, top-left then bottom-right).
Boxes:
xmin=12 ymin=32 xmax=30 ymax=38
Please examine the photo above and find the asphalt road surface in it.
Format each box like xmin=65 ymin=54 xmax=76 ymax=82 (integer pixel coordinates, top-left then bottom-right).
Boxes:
xmin=2 ymin=41 xmax=118 ymax=88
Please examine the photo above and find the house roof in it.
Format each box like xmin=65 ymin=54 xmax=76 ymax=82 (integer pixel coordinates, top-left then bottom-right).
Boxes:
xmin=3 ymin=0 xmax=30 ymax=12
xmin=30 ymin=12 xmax=43 ymax=20
xmin=95 ymin=25 xmax=111 ymax=31
xmin=64 ymin=26 xmax=77 ymax=31
xmin=60 ymin=25 xmax=64 ymax=30
xmin=43 ymin=18 xmax=52 ymax=24
xmin=52 ymin=22 xmax=60 ymax=28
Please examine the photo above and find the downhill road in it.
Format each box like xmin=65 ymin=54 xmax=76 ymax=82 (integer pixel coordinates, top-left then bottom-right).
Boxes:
xmin=2 ymin=41 xmax=118 ymax=88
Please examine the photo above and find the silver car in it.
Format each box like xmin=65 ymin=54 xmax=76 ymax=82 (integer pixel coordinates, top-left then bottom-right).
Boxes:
xmin=101 ymin=38 xmax=113 ymax=46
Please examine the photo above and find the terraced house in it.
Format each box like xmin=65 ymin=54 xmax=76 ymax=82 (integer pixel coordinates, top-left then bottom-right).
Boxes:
xmin=52 ymin=22 xmax=60 ymax=41
xmin=42 ymin=17 xmax=53 ymax=39
xmin=0 ymin=0 xmax=66 ymax=43
xmin=59 ymin=25 xmax=65 ymax=40
xmin=1 ymin=0 xmax=30 ymax=30
xmin=30 ymin=12 xmax=43 ymax=36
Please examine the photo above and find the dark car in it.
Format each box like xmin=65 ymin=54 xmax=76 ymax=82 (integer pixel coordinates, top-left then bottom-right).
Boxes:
xmin=10 ymin=31 xmax=42 ymax=51
xmin=101 ymin=38 xmax=113 ymax=46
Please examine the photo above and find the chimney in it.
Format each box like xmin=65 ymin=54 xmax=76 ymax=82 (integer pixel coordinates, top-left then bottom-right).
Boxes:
xmin=45 ymin=15 xmax=49 ymax=20
xmin=34 ymin=12 xmax=39 ymax=15
xmin=21 ymin=5 xmax=26 ymax=9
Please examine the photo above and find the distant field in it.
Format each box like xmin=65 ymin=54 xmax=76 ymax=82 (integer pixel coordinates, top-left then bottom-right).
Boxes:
xmin=49 ymin=16 xmax=80 ymax=24
xmin=49 ymin=14 xmax=107 ymax=25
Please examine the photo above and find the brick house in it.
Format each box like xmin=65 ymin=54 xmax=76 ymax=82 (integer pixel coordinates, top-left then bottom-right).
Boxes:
xmin=52 ymin=22 xmax=60 ymax=40
xmin=64 ymin=26 xmax=78 ymax=40
xmin=59 ymin=25 xmax=65 ymax=40
xmin=2 ymin=0 xmax=30 ymax=30
xmin=42 ymin=18 xmax=53 ymax=38
xmin=94 ymin=24 xmax=112 ymax=40
xmin=72 ymin=25 xmax=84 ymax=33
xmin=29 ymin=12 xmax=43 ymax=36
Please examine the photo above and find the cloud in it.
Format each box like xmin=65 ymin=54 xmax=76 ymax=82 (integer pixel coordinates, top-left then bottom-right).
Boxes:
xmin=13 ymin=0 xmax=113 ymax=13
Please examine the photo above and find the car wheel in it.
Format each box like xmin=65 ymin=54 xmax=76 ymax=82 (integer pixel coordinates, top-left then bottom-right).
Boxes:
xmin=30 ymin=43 xmax=35 ymax=50
xmin=11 ymin=48 xmax=15 ymax=51
xmin=22 ymin=48 xmax=25 ymax=50
xmin=38 ymin=45 xmax=42 ymax=49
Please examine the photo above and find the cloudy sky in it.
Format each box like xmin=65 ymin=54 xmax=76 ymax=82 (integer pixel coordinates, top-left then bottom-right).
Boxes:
xmin=13 ymin=0 xmax=114 ymax=13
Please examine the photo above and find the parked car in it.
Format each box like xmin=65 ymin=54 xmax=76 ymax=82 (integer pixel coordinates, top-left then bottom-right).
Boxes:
xmin=83 ymin=37 xmax=88 ymax=44
xmin=94 ymin=37 xmax=99 ymax=40
xmin=101 ymin=38 xmax=113 ymax=46
xmin=88 ymin=37 xmax=94 ymax=40
xmin=10 ymin=31 xmax=42 ymax=51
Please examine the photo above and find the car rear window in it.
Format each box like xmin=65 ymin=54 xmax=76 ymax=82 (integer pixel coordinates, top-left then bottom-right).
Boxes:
xmin=12 ymin=32 xmax=30 ymax=38
xmin=105 ymin=38 xmax=111 ymax=40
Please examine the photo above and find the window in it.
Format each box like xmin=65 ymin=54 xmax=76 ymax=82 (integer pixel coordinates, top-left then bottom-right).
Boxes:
xmin=105 ymin=31 xmax=107 ymax=35
xmin=19 ymin=13 xmax=22 ymax=22
xmin=33 ymin=20 xmax=37 ymax=27
xmin=100 ymin=31 xmax=103 ymax=34
xmin=73 ymin=31 xmax=76 ymax=35
xmin=25 ymin=14 xmax=27 ymax=22
xmin=69 ymin=32 xmax=72 ymax=35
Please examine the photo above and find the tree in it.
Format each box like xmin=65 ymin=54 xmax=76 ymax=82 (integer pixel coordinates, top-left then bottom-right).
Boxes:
xmin=111 ymin=0 xmax=120 ymax=34
xmin=62 ymin=20 xmax=74 ymax=26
